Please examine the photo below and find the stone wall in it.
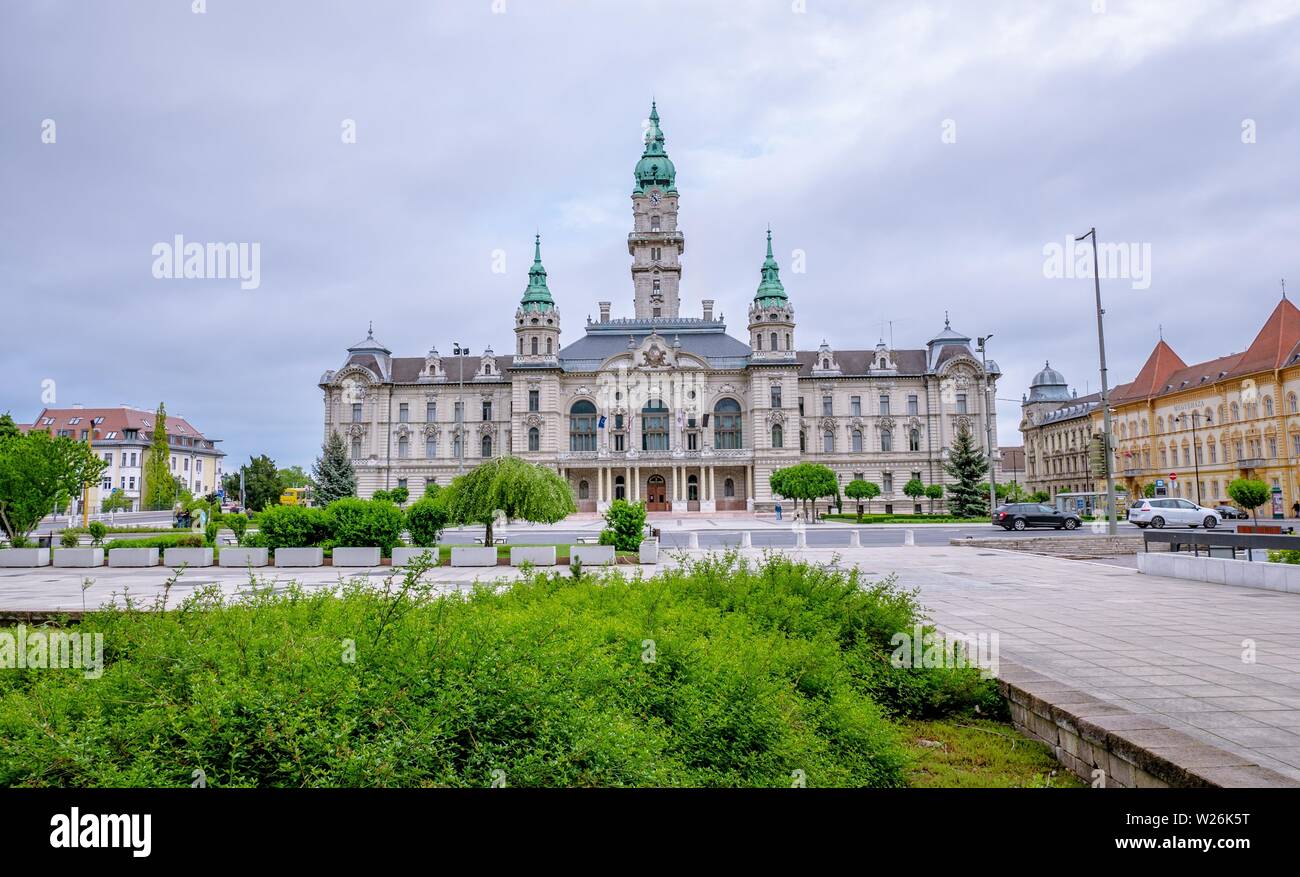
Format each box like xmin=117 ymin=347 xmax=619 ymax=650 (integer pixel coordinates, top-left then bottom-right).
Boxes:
xmin=952 ymin=534 xmax=1145 ymax=559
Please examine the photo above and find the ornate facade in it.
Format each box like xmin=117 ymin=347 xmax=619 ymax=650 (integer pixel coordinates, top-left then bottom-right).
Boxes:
xmin=1019 ymin=363 xmax=1099 ymax=498
xmin=319 ymin=104 xmax=1001 ymax=513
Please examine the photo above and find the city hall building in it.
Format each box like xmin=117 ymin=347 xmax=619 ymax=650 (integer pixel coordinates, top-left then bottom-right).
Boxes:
xmin=319 ymin=104 xmax=1001 ymax=513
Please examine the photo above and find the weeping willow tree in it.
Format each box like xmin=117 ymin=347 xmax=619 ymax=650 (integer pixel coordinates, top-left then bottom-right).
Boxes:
xmin=438 ymin=456 xmax=576 ymax=544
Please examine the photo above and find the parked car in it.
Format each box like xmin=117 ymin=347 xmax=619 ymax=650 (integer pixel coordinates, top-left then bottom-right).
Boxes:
xmin=992 ymin=503 xmax=1082 ymax=531
xmin=1211 ymin=503 xmax=1248 ymax=520
xmin=1127 ymin=498 xmax=1221 ymax=529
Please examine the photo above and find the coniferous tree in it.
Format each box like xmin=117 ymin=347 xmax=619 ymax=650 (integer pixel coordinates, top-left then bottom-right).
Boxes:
xmin=141 ymin=402 xmax=177 ymax=511
xmin=943 ymin=424 xmax=989 ymax=518
xmin=312 ymin=431 xmax=357 ymax=505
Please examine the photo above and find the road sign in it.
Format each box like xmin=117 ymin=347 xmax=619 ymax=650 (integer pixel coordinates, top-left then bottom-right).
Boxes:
xmin=1169 ymin=472 xmax=1177 ymax=481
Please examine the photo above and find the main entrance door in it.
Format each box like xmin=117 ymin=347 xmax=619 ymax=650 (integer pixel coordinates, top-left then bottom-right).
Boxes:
xmin=646 ymin=475 xmax=668 ymax=511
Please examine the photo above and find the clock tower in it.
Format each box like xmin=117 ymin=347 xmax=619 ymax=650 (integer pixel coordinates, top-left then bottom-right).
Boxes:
xmin=629 ymin=102 xmax=684 ymax=320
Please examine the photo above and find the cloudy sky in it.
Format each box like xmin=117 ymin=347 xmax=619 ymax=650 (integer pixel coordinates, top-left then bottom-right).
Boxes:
xmin=2 ymin=0 xmax=1298 ymax=470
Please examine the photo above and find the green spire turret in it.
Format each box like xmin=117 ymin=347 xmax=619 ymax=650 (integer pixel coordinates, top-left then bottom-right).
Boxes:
xmin=634 ymin=100 xmax=677 ymax=194
xmin=519 ymin=234 xmax=555 ymax=312
xmin=754 ymin=228 xmax=788 ymax=306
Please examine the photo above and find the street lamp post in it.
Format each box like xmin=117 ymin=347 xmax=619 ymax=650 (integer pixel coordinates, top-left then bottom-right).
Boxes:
xmin=1175 ymin=411 xmax=1211 ymax=506
xmin=977 ymin=335 xmax=998 ymax=513
xmin=1076 ymin=227 xmax=1118 ymax=535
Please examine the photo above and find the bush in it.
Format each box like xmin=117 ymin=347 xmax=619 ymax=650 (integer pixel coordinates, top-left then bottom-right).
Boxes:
xmin=204 ymin=520 xmax=219 ymax=546
xmin=104 ymin=533 xmax=204 ymax=551
xmin=255 ymin=505 xmax=332 ymax=551
xmin=405 ymin=497 xmax=448 ymax=547
xmin=60 ymin=530 xmax=79 ymax=548
xmin=600 ymin=499 xmax=647 ymax=551
xmin=225 ymin=513 xmax=249 ymax=545
xmin=327 ymin=498 xmax=404 ymax=554
xmin=87 ymin=521 xmax=108 ymax=546
xmin=0 ymin=553 xmax=1003 ymax=787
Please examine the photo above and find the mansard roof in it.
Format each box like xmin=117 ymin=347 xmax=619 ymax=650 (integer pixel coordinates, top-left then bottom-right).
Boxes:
xmin=794 ymin=349 xmax=929 ymax=377
xmin=559 ymin=318 xmax=750 ymax=371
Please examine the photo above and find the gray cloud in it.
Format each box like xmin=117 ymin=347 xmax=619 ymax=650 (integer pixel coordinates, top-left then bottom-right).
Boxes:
xmin=2 ymin=0 xmax=1297 ymax=468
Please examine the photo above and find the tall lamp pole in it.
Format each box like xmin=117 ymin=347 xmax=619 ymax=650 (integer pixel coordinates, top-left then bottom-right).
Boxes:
xmin=1076 ymin=227 xmax=1118 ymax=535
xmin=977 ymin=335 xmax=998 ymax=512
xmin=1175 ymin=411 xmax=1210 ymax=506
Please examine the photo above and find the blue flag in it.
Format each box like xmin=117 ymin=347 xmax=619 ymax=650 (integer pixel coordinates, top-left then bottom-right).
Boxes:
xmin=598 ymin=415 xmax=607 ymax=428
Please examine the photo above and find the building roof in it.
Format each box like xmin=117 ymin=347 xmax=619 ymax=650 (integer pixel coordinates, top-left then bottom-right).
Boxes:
xmin=559 ymin=319 xmax=750 ymax=371
xmin=1111 ymin=339 xmax=1187 ymax=403
xmin=1027 ymin=361 xmax=1072 ymax=403
xmin=1228 ymin=296 xmax=1300 ymax=377
xmin=1037 ymin=393 xmax=1100 ymax=425
xmin=794 ymin=349 xmax=928 ymax=377
xmin=28 ymin=407 xmax=221 ymax=449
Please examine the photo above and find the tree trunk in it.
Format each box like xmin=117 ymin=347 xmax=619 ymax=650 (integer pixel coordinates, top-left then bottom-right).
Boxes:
xmin=484 ymin=518 xmax=493 ymax=546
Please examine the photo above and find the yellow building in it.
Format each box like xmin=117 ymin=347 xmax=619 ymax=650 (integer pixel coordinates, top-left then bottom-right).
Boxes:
xmin=1104 ymin=296 xmax=1300 ymax=516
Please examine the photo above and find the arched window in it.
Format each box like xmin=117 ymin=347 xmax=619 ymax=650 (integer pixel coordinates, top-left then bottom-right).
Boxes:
xmin=1265 ymin=396 xmax=1274 ymax=416
xmin=531 ymin=337 xmax=538 ymax=355
xmin=851 ymin=429 xmax=863 ymax=452
xmin=481 ymin=435 xmax=492 ymax=458
xmin=642 ymin=399 xmax=669 ymax=451
xmin=578 ymin=480 xmax=589 ymax=500
xmin=453 ymin=434 xmax=462 ymax=460
xmin=614 ymin=475 xmax=625 ymax=501
xmin=755 ymin=334 xmax=762 ymax=350
xmin=822 ymin=358 xmax=830 ymax=370
xmin=771 ymin=424 xmax=783 ymax=448
xmin=1230 ymin=402 xmax=1240 ymax=421
xmin=518 ymin=337 xmax=524 ymax=354
xmin=799 ymin=431 xmax=806 ymax=452
xmin=770 ymin=332 xmax=778 ymax=351
xmin=909 ymin=428 xmax=921 ymax=452
xmin=397 ymin=435 xmax=409 ymax=458
xmin=546 ymin=337 xmax=553 ymax=354
xmin=687 ymin=474 xmax=699 ymax=502
xmin=1290 ymin=393 xmax=1298 ymax=414
xmin=823 ymin=430 xmax=834 ymax=453
xmin=351 ymin=437 xmax=362 ymax=460
xmin=785 ymin=333 xmax=791 ymax=350
xmin=713 ymin=398 xmax=742 ymax=449
xmin=724 ymin=478 xmax=735 ymax=497
xmin=570 ymin=400 xmax=597 ymax=452
xmin=528 ymin=426 xmax=539 ymax=451
xmin=881 ymin=429 xmax=893 ymax=452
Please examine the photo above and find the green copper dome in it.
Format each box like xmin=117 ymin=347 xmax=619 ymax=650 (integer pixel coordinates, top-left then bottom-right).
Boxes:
xmin=754 ymin=228 xmax=788 ymax=306
xmin=519 ymin=234 xmax=555 ymax=312
xmin=634 ymin=101 xmax=677 ymax=194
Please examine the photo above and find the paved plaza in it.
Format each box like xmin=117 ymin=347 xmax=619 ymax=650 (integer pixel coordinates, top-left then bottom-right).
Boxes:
xmin=2 ymin=540 xmax=1298 ymax=782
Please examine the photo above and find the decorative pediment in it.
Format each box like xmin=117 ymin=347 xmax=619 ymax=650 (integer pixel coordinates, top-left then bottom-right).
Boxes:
xmin=819 ymin=417 xmax=837 ymax=432
xmin=878 ymin=415 xmax=896 ymax=431
xmin=347 ymin=423 xmax=366 ymax=438
xmin=394 ymin=424 xmax=411 ymax=438
xmin=523 ymin=413 xmax=544 ymax=428
xmin=422 ymin=423 xmax=440 ymax=439
xmin=767 ymin=410 xmax=788 ymax=427
xmin=638 ymin=332 xmax=674 ymax=369
xmin=477 ymin=422 xmax=496 ymax=437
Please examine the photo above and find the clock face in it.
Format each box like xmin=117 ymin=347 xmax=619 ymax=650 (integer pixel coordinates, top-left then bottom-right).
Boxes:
xmin=649 ymin=191 xmax=662 ymax=204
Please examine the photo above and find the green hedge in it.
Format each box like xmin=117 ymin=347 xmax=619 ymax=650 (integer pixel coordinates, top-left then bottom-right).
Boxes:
xmin=249 ymin=505 xmax=331 ymax=551
xmin=327 ymin=498 xmax=405 ymax=554
xmin=0 ymin=553 xmax=998 ymax=787
xmin=104 ymin=533 xmax=204 ymax=550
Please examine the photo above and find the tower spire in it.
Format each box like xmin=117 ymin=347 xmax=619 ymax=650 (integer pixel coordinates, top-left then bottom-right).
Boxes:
xmin=519 ymin=233 xmax=554 ymax=312
xmin=754 ymin=228 xmax=788 ymax=306
xmin=634 ymin=100 xmax=676 ymax=193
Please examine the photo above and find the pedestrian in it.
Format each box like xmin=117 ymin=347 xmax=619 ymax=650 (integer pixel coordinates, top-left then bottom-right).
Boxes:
xmin=775 ymin=502 xmax=782 ymax=521
xmin=1292 ymin=500 xmax=1299 ymax=518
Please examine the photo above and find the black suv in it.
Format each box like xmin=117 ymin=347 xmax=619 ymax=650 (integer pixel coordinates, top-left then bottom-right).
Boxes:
xmin=993 ymin=503 xmax=1082 ymax=531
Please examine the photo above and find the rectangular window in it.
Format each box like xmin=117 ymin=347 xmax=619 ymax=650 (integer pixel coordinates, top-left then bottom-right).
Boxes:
xmin=482 ymin=401 xmax=492 ymax=421
xmin=614 ymin=414 xmax=624 ymax=430
xmin=196 ymin=460 xmax=202 ymax=473
xmin=956 ymin=393 xmax=967 ymax=414
xmin=613 ymin=433 xmax=625 ymax=452
xmin=908 ymin=395 xmax=918 ymax=415
xmin=426 ymin=437 xmax=437 ymax=458
xmin=798 ymin=397 xmax=805 ymax=416
xmin=454 ymin=401 xmax=464 ymax=422
xmin=822 ymin=396 xmax=833 ymax=417
xmin=851 ymin=396 xmax=861 ymax=417
xmin=879 ymin=395 xmax=890 ymax=416
xmin=687 ymin=432 xmax=698 ymax=451
xmin=399 ymin=403 xmax=409 ymax=423
xmin=883 ymin=472 xmax=893 ymax=494
xmin=426 ymin=401 xmax=436 ymax=421
xmin=771 ymin=385 xmax=782 ymax=408
xmin=528 ymin=390 xmax=539 ymax=412
xmin=642 ymin=409 xmax=669 ymax=451
xmin=351 ymin=403 xmax=362 ymax=422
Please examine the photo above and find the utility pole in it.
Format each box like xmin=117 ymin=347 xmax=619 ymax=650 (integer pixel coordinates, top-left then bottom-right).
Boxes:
xmin=1076 ymin=227 xmax=1118 ymax=535
xmin=977 ymin=335 xmax=998 ymax=513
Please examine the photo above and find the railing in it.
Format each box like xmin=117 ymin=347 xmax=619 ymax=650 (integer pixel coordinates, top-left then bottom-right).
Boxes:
xmin=1143 ymin=529 xmax=1298 ymax=561
xmin=1236 ymin=457 xmax=1267 ymax=469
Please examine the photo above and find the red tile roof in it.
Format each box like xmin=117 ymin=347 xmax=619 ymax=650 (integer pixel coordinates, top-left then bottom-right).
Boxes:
xmin=27 ymin=407 xmax=219 ymax=448
xmin=1228 ymin=297 xmax=1300 ymax=377
xmin=1111 ymin=340 xmax=1187 ymax=403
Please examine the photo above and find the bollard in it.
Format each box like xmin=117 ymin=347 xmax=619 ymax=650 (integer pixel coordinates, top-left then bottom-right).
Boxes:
xmin=848 ymin=530 xmax=860 ymax=548
xmin=740 ymin=531 xmax=752 ymax=548
xmin=687 ymin=531 xmax=699 ymax=549
xmin=904 ymin=529 xmax=915 ymax=546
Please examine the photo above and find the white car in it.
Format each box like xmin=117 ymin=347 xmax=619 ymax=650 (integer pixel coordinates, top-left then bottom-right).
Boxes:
xmin=1127 ymin=498 xmax=1222 ymax=529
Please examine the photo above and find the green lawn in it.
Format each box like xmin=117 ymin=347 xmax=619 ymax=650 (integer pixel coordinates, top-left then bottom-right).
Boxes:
xmin=902 ymin=718 xmax=1084 ymax=788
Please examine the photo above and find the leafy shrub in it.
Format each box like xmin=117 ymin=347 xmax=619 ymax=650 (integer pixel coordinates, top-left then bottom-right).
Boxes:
xmin=327 ymin=498 xmax=404 ymax=554
xmin=204 ymin=520 xmax=219 ymax=546
xmin=600 ymin=499 xmax=647 ymax=551
xmin=87 ymin=521 xmax=108 ymax=546
xmin=104 ymin=533 xmax=203 ymax=550
xmin=1270 ymin=549 xmax=1300 ymax=564
xmin=225 ymin=513 xmax=249 ymax=546
xmin=0 ymin=553 xmax=996 ymax=787
xmin=405 ymin=497 xmax=448 ymax=547
xmin=60 ymin=530 xmax=79 ymax=548
xmin=253 ymin=505 xmax=332 ymax=551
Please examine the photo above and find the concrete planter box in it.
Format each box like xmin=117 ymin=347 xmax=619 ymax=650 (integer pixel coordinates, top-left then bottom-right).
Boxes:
xmin=571 ymin=545 xmax=615 ymax=567
xmin=392 ymin=547 xmax=440 ymax=567
xmin=0 ymin=548 xmax=51 ymax=567
xmin=1137 ymin=551 xmax=1300 ymax=594
xmin=164 ymin=547 xmax=214 ymax=567
xmin=511 ymin=546 xmax=556 ymax=567
xmin=108 ymin=547 xmax=159 ymax=567
xmin=53 ymin=548 xmax=105 ymax=567
xmin=274 ymin=547 xmax=324 ymax=567
xmin=333 ymin=547 xmax=382 ymax=567
xmin=639 ymin=539 xmax=659 ymax=564
xmin=218 ymin=547 xmax=269 ymax=567
xmin=451 ymin=546 xmax=498 ymax=567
